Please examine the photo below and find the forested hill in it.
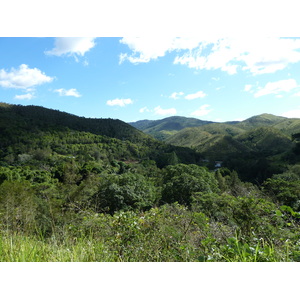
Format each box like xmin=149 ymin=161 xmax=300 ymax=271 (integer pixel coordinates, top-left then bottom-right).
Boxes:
xmin=131 ymin=113 xmax=300 ymax=182
xmin=130 ymin=113 xmax=300 ymax=141
xmin=129 ymin=116 xmax=212 ymax=140
xmin=0 ymin=102 xmax=202 ymax=167
xmin=0 ymin=102 xmax=148 ymax=143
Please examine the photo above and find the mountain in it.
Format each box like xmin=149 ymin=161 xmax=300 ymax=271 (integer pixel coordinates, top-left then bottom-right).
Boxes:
xmin=235 ymin=126 xmax=293 ymax=155
xmin=132 ymin=113 xmax=300 ymax=142
xmin=0 ymin=102 xmax=149 ymax=143
xmin=0 ymin=103 xmax=203 ymax=168
xmin=234 ymin=113 xmax=287 ymax=130
xmin=166 ymin=128 xmax=253 ymax=164
xmin=165 ymin=114 xmax=296 ymax=158
xmin=129 ymin=116 xmax=212 ymax=140
xmin=131 ymin=113 xmax=300 ymax=182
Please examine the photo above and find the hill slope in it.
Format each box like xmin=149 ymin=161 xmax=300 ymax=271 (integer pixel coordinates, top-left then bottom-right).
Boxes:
xmin=132 ymin=113 xmax=300 ymax=143
xmin=129 ymin=116 xmax=212 ymax=140
xmin=0 ymin=102 xmax=148 ymax=143
xmin=234 ymin=113 xmax=287 ymax=130
xmin=0 ymin=103 xmax=203 ymax=168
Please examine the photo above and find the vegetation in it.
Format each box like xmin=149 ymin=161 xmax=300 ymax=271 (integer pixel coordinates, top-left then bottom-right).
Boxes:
xmin=130 ymin=116 xmax=212 ymax=140
xmin=1 ymin=103 xmax=300 ymax=262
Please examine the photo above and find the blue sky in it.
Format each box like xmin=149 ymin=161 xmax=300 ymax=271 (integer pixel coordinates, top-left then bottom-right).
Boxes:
xmin=1 ymin=37 xmax=300 ymax=123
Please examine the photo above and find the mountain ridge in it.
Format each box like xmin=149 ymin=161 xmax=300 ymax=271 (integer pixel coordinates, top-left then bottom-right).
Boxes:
xmin=129 ymin=113 xmax=300 ymax=140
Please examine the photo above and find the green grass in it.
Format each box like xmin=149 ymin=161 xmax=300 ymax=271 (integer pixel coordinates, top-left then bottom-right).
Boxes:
xmin=0 ymin=232 xmax=109 ymax=262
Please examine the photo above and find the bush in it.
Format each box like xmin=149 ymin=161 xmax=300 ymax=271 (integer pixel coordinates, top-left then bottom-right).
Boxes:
xmin=160 ymin=164 xmax=219 ymax=206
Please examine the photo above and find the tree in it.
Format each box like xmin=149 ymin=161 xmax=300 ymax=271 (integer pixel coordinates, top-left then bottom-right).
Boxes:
xmin=160 ymin=164 xmax=219 ymax=206
xmin=92 ymin=173 xmax=157 ymax=214
xmin=263 ymin=177 xmax=300 ymax=211
xmin=0 ymin=180 xmax=37 ymax=233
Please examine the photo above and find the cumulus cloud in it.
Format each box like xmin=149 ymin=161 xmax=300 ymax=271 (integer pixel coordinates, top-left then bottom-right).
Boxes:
xmin=244 ymin=84 xmax=252 ymax=92
xmin=0 ymin=64 xmax=53 ymax=89
xmin=106 ymin=98 xmax=133 ymax=107
xmin=14 ymin=93 xmax=34 ymax=100
xmin=191 ymin=104 xmax=212 ymax=117
xmin=139 ymin=106 xmax=150 ymax=113
xmin=254 ymin=79 xmax=299 ymax=98
xmin=169 ymin=91 xmax=184 ymax=99
xmin=45 ymin=38 xmax=96 ymax=57
xmin=120 ymin=37 xmax=300 ymax=75
xmin=185 ymin=91 xmax=207 ymax=100
xmin=281 ymin=108 xmax=300 ymax=118
xmin=119 ymin=37 xmax=202 ymax=64
xmin=154 ymin=106 xmax=176 ymax=116
xmin=175 ymin=38 xmax=300 ymax=75
xmin=54 ymin=88 xmax=81 ymax=97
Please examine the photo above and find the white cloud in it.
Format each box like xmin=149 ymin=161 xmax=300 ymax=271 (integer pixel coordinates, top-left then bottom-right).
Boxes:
xmin=14 ymin=93 xmax=34 ymax=100
xmin=119 ymin=37 xmax=202 ymax=64
xmin=293 ymin=91 xmax=300 ymax=97
xmin=0 ymin=64 xmax=53 ymax=89
xmin=139 ymin=106 xmax=150 ymax=113
xmin=54 ymin=88 xmax=81 ymax=97
xmin=154 ymin=106 xmax=176 ymax=116
xmin=191 ymin=104 xmax=212 ymax=117
xmin=244 ymin=84 xmax=252 ymax=92
xmin=119 ymin=38 xmax=300 ymax=75
xmin=174 ymin=39 xmax=240 ymax=74
xmin=254 ymin=79 xmax=299 ymax=98
xmin=169 ymin=91 xmax=184 ymax=99
xmin=45 ymin=38 xmax=96 ymax=57
xmin=185 ymin=91 xmax=207 ymax=100
xmin=106 ymin=98 xmax=133 ymax=107
xmin=281 ymin=108 xmax=300 ymax=118
xmin=173 ymin=38 xmax=300 ymax=75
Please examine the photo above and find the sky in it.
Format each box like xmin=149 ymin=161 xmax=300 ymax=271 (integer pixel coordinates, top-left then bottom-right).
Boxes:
xmin=1 ymin=37 xmax=300 ymax=123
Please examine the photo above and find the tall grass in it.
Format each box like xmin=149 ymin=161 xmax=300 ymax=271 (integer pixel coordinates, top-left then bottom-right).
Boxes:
xmin=0 ymin=232 xmax=109 ymax=262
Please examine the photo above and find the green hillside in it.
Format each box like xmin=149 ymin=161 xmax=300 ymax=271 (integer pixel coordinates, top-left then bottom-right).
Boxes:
xmin=235 ymin=126 xmax=293 ymax=155
xmin=160 ymin=113 xmax=300 ymax=182
xmin=273 ymin=118 xmax=300 ymax=135
xmin=0 ymin=103 xmax=204 ymax=169
xmin=129 ymin=116 xmax=212 ymax=140
xmin=1 ymin=103 xmax=300 ymax=262
xmin=0 ymin=102 xmax=148 ymax=143
xmin=166 ymin=127 xmax=214 ymax=148
xmin=235 ymin=113 xmax=287 ymax=130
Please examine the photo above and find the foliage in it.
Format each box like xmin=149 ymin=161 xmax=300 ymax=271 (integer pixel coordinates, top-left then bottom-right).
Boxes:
xmin=1 ymin=103 xmax=300 ymax=261
xmin=91 ymin=173 xmax=157 ymax=214
xmin=263 ymin=177 xmax=300 ymax=211
xmin=160 ymin=164 xmax=219 ymax=206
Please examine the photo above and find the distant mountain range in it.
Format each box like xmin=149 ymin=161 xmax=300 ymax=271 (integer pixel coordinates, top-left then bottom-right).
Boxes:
xmin=129 ymin=116 xmax=213 ymax=140
xmin=130 ymin=114 xmax=300 ymax=181
xmin=130 ymin=114 xmax=300 ymax=139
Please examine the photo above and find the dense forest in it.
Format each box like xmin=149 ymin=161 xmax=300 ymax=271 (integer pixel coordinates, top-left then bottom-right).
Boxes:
xmin=0 ymin=102 xmax=300 ymax=261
